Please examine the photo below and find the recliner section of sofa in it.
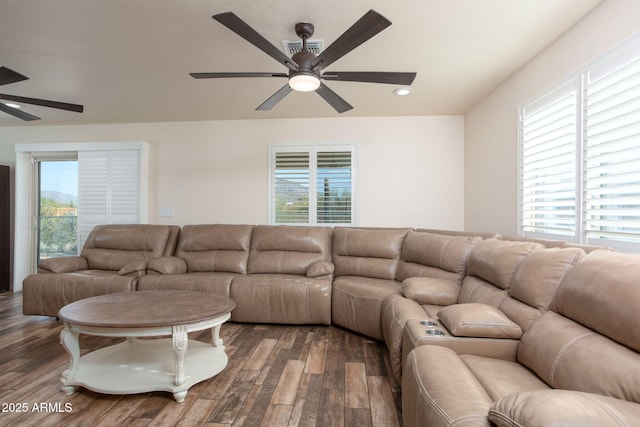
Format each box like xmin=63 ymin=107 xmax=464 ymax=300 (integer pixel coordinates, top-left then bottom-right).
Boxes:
xmin=394 ymin=241 xmax=586 ymax=384
xmin=22 ymin=224 xmax=180 ymax=316
xmin=331 ymin=227 xmax=411 ymax=339
xmin=230 ymin=225 xmax=333 ymax=325
xmin=381 ymin=229 xmax=483 ymax=380
xmin=139 ymin=224 xmax=254 ymax=296
xmin=401 ymin=249 xmax=640 ymax=427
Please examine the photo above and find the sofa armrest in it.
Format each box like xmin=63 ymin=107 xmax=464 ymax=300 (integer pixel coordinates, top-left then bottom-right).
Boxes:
xmin=146 ymin=256 xmax=188 ymax=275
xmin=489 ymin=389 xmax=640 ymax=427
xmin=306 ymin=260 xmax=335 ymax=278
xmin=438 ymin=303 xmax=523 ymax=339
xmin=118 ymin=259 xmax=149 ymax=277
xmin=38 ymin=256 xmax=88 ymax=273
xmin=402 ymin=277 xmax=460 ymax=305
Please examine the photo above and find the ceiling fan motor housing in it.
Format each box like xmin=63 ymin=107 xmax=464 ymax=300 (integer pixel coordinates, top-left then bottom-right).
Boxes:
xmin=289 ymin=43 xmax=321 ymax=91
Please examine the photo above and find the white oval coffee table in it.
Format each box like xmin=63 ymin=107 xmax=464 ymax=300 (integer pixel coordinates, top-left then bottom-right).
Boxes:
xmin=58 ymin=290 xmax=235 ymax=402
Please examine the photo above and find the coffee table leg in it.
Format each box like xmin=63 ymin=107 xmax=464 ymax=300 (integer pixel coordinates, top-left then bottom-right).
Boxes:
xmin=172 ymin=324 xmax=188 ymax=389
xmin=59 ymin=325 xmax=80 ymax=395
xmin=211 ymin=324 xmax=224 ymax=349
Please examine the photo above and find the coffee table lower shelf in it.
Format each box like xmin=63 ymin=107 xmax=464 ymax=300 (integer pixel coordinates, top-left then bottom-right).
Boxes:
xmin=61 ymin=338 xmax=228 ymax=402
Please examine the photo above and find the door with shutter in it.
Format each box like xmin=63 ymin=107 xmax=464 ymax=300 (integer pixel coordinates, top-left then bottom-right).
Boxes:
xmin=77 ymin=150 xmax=142 ymax=249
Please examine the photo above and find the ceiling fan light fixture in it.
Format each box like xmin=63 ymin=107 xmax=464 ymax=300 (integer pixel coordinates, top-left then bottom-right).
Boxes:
xmin=394 ymin=87 xmax=412 ymax=96
xmin=289 ymin=72 xmax=321 ymax=92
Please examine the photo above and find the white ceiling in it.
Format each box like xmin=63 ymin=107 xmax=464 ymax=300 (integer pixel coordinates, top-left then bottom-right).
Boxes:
xmin=0 ymin=0 xmax=602 ymax=126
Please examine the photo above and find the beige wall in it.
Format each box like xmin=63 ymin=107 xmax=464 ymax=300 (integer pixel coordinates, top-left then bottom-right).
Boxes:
xmin=464 ymin=0 xmax=640 ymax=234
xmin=0 ymin=115 xmax=464 ymax=229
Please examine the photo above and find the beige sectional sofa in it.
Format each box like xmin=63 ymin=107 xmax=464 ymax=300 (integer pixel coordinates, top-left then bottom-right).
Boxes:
xmin=21 ymin=223 xmax=640 ymax=426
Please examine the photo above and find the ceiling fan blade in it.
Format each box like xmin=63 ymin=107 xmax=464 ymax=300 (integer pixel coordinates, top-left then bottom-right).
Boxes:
xmin=0 ymin=102 xmax=40 ymax=121
xmin=213 ymin=12 xmax=298 ymax=71
xmin=0 ymin=94 xmax=83 ymax=113
xmin=311 ymin=10 xmax=391 ymax=71
xmin=256 ymin=84 xmax=293 ymax=110
xmin=190 ymin=72 xmax=288 ymax=79
xmin=322 ymin=71 xmax=416 ymax=85
xmin=316 ymin=83 xmax=352 ymax=113
xmin=0 ymin=66 xmax=29 ymax=86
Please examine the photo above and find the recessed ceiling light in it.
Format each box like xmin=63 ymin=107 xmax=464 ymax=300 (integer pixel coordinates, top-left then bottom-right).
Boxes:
xmin=394 ymin=87 xmax=412 ymax=96
xmin=4 ymin=102 xmax=20 ymax=109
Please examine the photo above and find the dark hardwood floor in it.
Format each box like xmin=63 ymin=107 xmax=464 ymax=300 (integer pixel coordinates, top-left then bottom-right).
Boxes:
xmin=0 ymin=292 xmax=402 ymax=426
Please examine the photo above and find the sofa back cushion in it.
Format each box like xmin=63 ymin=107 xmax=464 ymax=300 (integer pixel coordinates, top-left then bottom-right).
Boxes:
xmin=498 ymin=247 xmax=585 ymax=331
xmin=396 ymin=231 xmax=481 ymax=282
xmin=177 ymin=224 xmax=253 ymax=274
xmin=247 ymin=225 xmax=332 ymax=275
xmin=517 ymin=250 xmax=640 ymax=403
xmin=332 ymin=227 xmax=410 ymax=279
xmin=82 ymin=224 xmax=179 ymax=270
xmin=551 ymin=250 xmax=640 ymax=353
xmin=457 ymin=239 xmax=543 ymax=306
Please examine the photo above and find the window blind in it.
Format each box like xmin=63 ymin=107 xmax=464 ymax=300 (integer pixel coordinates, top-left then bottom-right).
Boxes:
xmin=316 ymin=151 xmax=352 ymax=224
xmin=520 ymin=87 xmax=577 ymax=237
xmin=273 ymin=151 xmax=310 ymax=224
xmin=585 ymin=56 xmax=640 ymax=243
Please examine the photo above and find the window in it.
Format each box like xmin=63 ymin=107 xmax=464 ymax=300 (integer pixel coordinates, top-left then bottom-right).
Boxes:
xmin=519 ymin=37 xmax=640 ymax=251
xmin=269 ymin=144 xmax=356 ymax=226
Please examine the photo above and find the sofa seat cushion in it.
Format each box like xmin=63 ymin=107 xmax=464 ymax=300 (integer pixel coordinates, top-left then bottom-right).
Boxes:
xmin=420 ymin=303 xmax=444 ymax=319
xmin=402 ymin=345 xmax=493 ymax=427
xmin=489 ymin=390 xmax=640 ymax=427
xmin=461 ymin=354 xmax=549 ymax=401
xmin=438 ymin=303 xmax=523 ymax=339
xmin=230 ymin=274 xmax=331 ymax=325
xmin=402 ymin=277 xmax=460 ymax=306
xmin=332 ymin=276 xmax=402 ymax=340
xmin=137 ymin=272 xmax=235 ymax=296
xmin=22 ymin=272 xmax=136 ymax=317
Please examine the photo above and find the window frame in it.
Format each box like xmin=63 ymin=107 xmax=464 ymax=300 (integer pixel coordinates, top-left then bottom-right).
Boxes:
xmin=268 ymin=143 xmax=357 ymax=226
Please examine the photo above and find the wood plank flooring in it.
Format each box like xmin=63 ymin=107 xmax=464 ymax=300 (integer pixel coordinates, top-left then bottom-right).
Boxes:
xmin=0 ymin=292 xmax=402 ymax=426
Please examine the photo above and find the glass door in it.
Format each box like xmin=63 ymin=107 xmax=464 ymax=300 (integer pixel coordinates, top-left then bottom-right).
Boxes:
xmin=37 ymin=160 xmax=79 ymax=263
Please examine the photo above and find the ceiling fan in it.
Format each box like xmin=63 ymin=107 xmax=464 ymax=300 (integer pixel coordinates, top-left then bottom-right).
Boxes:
xmin=190 ymin=9 xmax=416 ymax=113
xmin=0 ymin=66 xmax=84 ymax=121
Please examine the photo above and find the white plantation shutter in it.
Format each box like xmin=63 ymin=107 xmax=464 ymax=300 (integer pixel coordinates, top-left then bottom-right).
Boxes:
xmin=273 ymin=151 xmax=310 ymax=224
xmin=585 ymin=56 xmax=640 ymax=245
xmin=520 ymin=84 xmax=577 ymax=238
xmin=317 ymin=151 xmax=352 ymax=224
xmin=78 ymin=150 xmax=142 ymax=247
xmin=519 ymin=36 xmax=640 ymax=251
xmin=270 ymin=145 xmax=356 ymax=226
